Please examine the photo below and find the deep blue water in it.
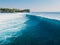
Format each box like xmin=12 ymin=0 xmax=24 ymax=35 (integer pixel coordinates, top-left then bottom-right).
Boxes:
xmin=0 ymin=13 xmax=60 ymax=45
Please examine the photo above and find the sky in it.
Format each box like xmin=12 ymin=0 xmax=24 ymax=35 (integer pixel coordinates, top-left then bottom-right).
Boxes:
xmin=0 ymin=0 xmax=60 ymax=12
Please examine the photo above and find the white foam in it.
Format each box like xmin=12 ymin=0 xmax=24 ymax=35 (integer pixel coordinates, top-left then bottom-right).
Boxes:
xmin=0 ymin=13 xmax=28 ymax=43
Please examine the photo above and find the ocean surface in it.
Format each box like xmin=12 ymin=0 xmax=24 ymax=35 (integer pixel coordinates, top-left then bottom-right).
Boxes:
xmin=0 ymin=12 xmax=60 ymax=45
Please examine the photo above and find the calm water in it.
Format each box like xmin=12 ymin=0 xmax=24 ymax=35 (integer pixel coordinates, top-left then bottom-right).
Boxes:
xmin=0 ymin=12 xmax=60 ymax=45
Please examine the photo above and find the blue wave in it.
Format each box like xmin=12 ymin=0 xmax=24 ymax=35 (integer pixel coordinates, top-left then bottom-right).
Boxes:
xmin=0 ymin=13 xmax=60 ymax=45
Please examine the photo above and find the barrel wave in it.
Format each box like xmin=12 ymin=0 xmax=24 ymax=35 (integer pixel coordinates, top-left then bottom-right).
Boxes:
xmin=0 ymin=13 xmax=60 ymax=45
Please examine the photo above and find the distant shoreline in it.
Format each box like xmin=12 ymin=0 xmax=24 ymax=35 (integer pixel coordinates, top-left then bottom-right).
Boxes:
xmin=0 ymin=8 xmax=30 ymax=13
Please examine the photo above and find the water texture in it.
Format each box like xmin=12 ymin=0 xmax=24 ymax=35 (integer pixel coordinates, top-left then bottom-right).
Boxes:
xmin=0 ymin=13 xmax=60 ymax=45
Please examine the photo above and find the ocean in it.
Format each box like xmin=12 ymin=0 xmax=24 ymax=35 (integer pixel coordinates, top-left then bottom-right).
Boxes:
xmin=0 ymin=12 xmax=60 ymax=45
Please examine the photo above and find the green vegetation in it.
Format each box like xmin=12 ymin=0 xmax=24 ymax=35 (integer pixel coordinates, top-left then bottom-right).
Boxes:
xmin=0 ymin=8 xmax=30 ymax=13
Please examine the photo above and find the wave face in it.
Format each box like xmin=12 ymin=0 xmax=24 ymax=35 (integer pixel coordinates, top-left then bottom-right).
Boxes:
xmin=0 ymin=13 xmax=60 ymax=45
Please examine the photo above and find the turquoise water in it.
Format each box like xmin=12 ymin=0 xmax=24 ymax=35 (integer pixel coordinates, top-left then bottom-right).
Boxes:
xmin=0 ymin=13 xmax=60 ymax=45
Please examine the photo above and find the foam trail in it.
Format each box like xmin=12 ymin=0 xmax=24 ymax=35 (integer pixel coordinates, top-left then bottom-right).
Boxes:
xmin=0 ymin=13 xmax=28 ymax=44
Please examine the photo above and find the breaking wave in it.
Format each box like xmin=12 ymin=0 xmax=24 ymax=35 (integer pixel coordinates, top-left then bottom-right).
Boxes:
xmin=0 ymin=13 xmax=60 ymax=45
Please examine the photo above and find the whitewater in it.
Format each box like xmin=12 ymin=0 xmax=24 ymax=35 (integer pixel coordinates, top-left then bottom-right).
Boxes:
xmin=0 ymin=13 xmax=60 ymax=45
